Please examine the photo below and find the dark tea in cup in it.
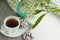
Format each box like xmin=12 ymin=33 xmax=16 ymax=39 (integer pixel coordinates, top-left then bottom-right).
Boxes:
xmin=6 ymin=19 xmax=19 ymax=28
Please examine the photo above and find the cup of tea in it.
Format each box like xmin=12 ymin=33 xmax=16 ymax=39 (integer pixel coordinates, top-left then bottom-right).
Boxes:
xmin=1 ymin=16 xmax=20 ymax=35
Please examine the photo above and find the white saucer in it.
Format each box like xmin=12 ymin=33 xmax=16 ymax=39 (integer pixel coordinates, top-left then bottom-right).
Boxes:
xmin=1 ymin=25 xmax=28 ymax=37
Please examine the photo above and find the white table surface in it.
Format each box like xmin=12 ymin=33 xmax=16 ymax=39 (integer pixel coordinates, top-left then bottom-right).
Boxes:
xmin=29 ymin=12 xmax=60 ymax=40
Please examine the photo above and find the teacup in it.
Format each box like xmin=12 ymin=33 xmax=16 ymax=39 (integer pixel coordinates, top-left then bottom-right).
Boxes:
xmin=0 ymin=16 xmax=28 ymax=37
xmin=1 ymin=16 xmax=20 ymax=35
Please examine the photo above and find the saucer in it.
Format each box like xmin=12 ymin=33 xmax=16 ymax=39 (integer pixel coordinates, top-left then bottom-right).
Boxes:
xmin=1 ymin=25 xmax=28 ymax=37
xmin=1 ymin=20 xmax=29 ymax=37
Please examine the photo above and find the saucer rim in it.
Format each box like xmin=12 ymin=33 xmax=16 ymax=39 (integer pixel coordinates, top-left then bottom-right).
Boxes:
xmin=1 ymin=25 xmax=28 ymax=37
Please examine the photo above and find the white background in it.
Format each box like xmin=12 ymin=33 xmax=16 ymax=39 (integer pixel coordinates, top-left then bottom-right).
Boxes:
xmin=29 ymin=12 xmax=60 ymax=40
xmin=28 ymin=0 xmax=60 ymax=40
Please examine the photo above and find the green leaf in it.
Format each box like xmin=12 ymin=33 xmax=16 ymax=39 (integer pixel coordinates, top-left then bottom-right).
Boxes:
xmin=51 ymin=9 xmax=60 ymax=13
xmin=40 ymin=2 xmax=45 ymax=7
xmin=34 ymin=10 xmax=44 ymax=15
xmin=38 ymin=0 xmax=42 ymax=2
xmin=51 ymin=7 xmax=57 ymax=9
xmin=45 ymin=0 xmax=51 ymax=4
xmin=32 ymin=14 xmax=46 ymax=29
